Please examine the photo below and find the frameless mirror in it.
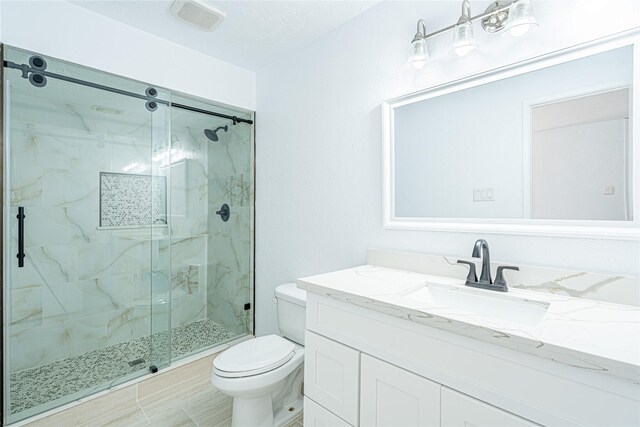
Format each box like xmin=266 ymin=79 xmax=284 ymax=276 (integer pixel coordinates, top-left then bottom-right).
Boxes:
xmin=385 ymin=39 xmax=638 ymax=238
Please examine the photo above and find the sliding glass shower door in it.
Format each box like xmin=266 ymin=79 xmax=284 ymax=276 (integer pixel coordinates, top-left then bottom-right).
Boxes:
xmin=2 ymin=45 xmax=255 ymax=425
xmin=3 ymin=46 xmax=172 ymax=424
xmin=169 ymin=96 xmax=254 ymax=361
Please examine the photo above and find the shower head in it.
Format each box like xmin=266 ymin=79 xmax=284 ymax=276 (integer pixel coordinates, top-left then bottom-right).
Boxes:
xmin=204 ymin=125 xmax=228 ymax=142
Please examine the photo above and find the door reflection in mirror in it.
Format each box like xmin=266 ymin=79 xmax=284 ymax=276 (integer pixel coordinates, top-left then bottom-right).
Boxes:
xmin=531 ymin=88 xmax=631 ymax=221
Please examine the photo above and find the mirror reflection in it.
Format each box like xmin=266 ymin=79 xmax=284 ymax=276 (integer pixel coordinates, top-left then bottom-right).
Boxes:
xmin=393 ymin=46 xmax=633 ymax=221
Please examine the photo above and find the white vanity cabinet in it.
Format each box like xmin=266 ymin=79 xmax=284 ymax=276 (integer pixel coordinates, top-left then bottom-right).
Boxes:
xmin=304 ymin=331 xmax=360 ymax=425
xmin=440 ymin=388 xmax=537 ymax=427
xmin=302 ymin=292 xmax=640 ymax=427
xmin=360 ymin=354 xmax=440 ymax=427
xmin=304 ymin=330 xmax=532 ymax=427
xmin=304 ymin=397 xmax=353 ymax=427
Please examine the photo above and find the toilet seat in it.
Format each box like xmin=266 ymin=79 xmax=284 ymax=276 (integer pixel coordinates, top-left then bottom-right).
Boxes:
xmin=213 ymin=335 xmax=295 ymax=378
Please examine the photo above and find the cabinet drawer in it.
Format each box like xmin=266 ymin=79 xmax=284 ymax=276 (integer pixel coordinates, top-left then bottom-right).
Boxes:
xmin=304 ymin=397 xmax=353 ymax=427
xmin=304 ymin=331 xmax=360 ymax=425
xmin=360 ymin=354 xmax=440 ymax=427
xmin=441 ymin=387 xmax=538 ymax=427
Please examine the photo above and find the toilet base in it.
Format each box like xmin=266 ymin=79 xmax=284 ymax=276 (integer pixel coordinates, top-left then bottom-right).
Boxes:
xmin=273 ymin=396 xmax=303 ymax=427
xmin=230 ymin=393 xmax=303 ymax=427
xmin=232 ymin=395 xmax=274 ymax=427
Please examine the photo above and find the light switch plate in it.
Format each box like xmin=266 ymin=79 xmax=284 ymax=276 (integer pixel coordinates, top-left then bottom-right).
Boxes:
xmin=473 ymin=187 xmax=495 ymax=202
xmin=603 ymin=185 xmax=615 ymax=195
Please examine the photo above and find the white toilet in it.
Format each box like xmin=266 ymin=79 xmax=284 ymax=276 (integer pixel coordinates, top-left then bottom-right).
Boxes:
xmin=211 ymin=283 xmax=306 ymax=427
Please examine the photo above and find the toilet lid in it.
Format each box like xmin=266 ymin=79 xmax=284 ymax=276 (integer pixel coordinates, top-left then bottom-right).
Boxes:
xmin=213 ymin=335 xmax=295 ymax=378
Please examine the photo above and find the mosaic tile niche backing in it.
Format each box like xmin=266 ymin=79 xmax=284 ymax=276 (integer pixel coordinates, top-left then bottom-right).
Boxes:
xmin=100 ymin=172 xmax=167 ymax=227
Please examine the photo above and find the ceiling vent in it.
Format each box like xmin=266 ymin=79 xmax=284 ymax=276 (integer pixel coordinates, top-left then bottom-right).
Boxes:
xmin=170 ymin=0 xmax=226 ymax=32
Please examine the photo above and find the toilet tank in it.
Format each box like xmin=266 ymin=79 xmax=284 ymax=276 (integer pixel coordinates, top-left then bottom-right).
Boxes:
xmin=275 ymin=283 xmax=307 ymax=345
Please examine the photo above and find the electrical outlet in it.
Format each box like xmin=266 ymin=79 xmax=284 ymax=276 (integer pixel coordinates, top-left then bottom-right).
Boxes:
xmin=473 ymin=187 xmax=495 ymax=202
xmin=603 ymin=185 xmax=615 ymax=195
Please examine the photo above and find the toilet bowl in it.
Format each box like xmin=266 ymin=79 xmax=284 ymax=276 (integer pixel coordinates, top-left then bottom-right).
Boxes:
xmin=211 ymin=283 xmax=306 ymax=427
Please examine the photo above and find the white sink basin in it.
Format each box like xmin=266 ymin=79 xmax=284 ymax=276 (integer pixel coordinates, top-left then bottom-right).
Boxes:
xmin=399 ymin=283 xmax=550 ymax=327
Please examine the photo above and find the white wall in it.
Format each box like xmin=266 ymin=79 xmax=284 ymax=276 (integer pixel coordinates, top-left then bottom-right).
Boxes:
xmin=255 ymin=0 xmax=640 ymax=336
xmin=0 ymin=0 xmax=255 ymax=110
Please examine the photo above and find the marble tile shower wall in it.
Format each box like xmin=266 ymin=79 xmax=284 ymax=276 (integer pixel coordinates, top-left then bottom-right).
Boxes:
xmin=8 ymin=100 xmax=209 ymax=372
xmin=207 ymin=123 xmax=253 ymax=336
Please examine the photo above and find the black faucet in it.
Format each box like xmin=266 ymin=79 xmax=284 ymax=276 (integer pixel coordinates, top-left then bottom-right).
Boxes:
xmin=457 ymin=239 xmax=519 ymax=292
xmin=472 ymin=239 xmax=492 ymax=285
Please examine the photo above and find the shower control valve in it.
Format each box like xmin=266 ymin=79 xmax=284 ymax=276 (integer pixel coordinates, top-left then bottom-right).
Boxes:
xmin=216 ymin=203 xmax=230 ymax=222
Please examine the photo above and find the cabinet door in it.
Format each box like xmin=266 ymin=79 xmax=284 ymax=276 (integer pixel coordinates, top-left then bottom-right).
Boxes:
xmin=360 ymin=354 xmax=440 ymax=427
xmin=304 ymin=331 xmax=360 ymax=425
xmin=441 ymin=388 xmax=538 ymax=427
xmin=304 ymin=397 xmax=353 ymax=427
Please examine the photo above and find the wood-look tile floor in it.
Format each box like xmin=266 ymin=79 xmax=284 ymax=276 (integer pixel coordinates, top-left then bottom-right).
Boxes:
xmin=25 ymin=353 xmax=304 ymax=427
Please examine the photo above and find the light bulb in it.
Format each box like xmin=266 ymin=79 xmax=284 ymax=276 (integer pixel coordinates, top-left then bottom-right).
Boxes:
xmin=452 ymin=21 xmax=477 ymax=56
xmin=507 ymin=0 xmax=538 ymax=37
xmin=408 ymin=38 xmax=428 ymax=70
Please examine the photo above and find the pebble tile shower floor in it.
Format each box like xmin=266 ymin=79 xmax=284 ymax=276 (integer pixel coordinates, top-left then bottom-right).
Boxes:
xmin=10 ymin=319 xmax=235 ymax=415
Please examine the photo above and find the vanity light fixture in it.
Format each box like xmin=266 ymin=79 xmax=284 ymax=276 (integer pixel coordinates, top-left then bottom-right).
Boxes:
xmin=408 ymin=0 xmax=538 ymax=69
xmin=506 ymin=0 xmax=539 ymax=37
xmin=453 ymin=0 xmax=478 ymax=57
xmin=408 ymin=19 xmax=429 ymax=69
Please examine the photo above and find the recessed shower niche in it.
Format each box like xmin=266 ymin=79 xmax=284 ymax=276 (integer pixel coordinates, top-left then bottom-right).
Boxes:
xmin=99 ymin=172 xmax=168 ymax=228
xmin=1 ymin=45 xmax=255 ymax=424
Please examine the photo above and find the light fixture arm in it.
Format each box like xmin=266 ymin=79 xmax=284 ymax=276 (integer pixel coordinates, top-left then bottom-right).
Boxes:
xmin=418 ymin=0 xmax=516 ymax=42
xmin=457 ymin=0 xmax=472 ymax=25
xmin=412 ymin=19 xmax=427 ymax=43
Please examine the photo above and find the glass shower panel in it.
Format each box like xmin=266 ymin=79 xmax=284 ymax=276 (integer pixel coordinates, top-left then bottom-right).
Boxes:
xmin=3 ymin=46 xmax=171 ymax=424
xmin=149 ymin=101 xmax=172 ymax=371
xmin=169 ymin=96 xmax=254 ymax=361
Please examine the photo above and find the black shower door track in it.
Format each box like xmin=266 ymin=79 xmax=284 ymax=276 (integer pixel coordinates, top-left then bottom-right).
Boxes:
xmin=2 ymin=60 xmax=254 ymax=125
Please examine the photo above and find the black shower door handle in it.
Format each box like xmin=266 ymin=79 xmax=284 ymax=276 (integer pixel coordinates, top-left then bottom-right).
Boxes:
xmin=17 ymin=206 xmax=25 ymax=268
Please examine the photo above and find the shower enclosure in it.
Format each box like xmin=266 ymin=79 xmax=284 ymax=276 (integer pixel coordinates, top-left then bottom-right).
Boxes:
xmin=1 ymin=45 xmax=254 ymax=425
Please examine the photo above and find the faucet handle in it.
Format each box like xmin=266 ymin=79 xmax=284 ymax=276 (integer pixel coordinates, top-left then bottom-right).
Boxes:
xmin=456 ymin=260 xmax=478 ymax=285
xmin=494 ymin=265 xmax=520 ymax=290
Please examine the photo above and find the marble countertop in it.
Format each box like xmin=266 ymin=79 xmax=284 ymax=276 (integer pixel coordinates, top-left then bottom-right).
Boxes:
xmin=298 ymin=265 xmax=640 ymax=383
